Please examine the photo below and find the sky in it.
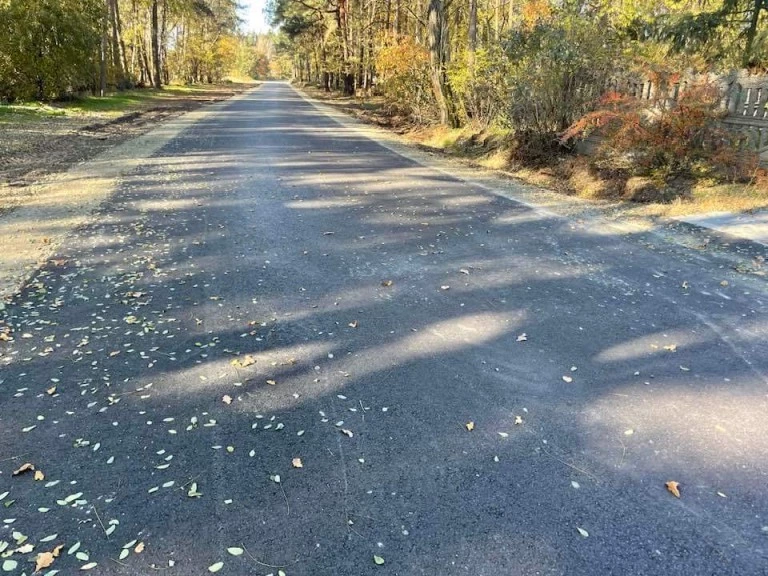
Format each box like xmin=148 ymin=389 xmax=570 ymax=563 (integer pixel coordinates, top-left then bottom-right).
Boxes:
xmin=240 ymin=0 xmax=273 ymax=34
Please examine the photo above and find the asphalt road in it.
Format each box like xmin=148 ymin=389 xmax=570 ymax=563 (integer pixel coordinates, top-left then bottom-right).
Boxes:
xmin=2 ymin=82 xmax=768 ymax=576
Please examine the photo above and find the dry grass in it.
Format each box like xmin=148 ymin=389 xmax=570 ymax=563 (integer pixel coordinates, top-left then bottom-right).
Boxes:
xmin=299 ymin=84 xmax=768 ymax=217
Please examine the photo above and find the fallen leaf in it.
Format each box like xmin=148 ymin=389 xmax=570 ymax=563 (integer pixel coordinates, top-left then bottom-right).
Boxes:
xmin=340 ymin=429 xmax=353 ymax=438
xmin=12 ymin=463 xmax=35 ymax=476
xmin=514 ymin=416 xmax=523 ymax=425
xmin=227 ymin=547 xmax=244 ymax=556
xmin=666 ymin=481 xmax=681 ymax=498
xmin=34 ymin=470 xmax=44 ymax=481
xmin=465 ymin=421 xmax=475 ymax=431
xmin=35 ymin=551 xmax=55 ymax=572
xmin=562 ymin=375 xmax=573 ymax=383
xmin=577 ymin=527 xmax=589 ymax=538
xmin=231 ymin=355 xmax=256 ymax=368
xmin=720 ymin=280 xmax=729 ymax=287
xmin=81 ymin=563 xmax=98 ymax=571
xmin=266 ymin=379 xmax=277 ymax=386
xmin=373 ymin=555 xmax=385 ymax=565
xmin=381 ymin=280 xmax=393 ymax=287
xmin=134 ymin=542 xmax=144 ymax=554
xmin=222 ymin=395 xmax=232 ymax=405
xmin=516 ymin=333 xmax=528 ymax=342
xmin=52 ymin=544 xmax=63 ymax=557
xmin=292 ymin=458 xmax=303 ymax=468
xmin=348 ymin=320 xmax=359 ymax=328
xmin=46 ymin=386 xmax=56 ymax=395
xmin=208 ymin=562 xmax=224 ymax=573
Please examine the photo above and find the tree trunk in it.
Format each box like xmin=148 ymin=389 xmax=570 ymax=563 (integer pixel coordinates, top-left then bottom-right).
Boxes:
xmin=151 ymin=0 xmax=162 ymax=88
xmin=428 ymin=0 xmax=458 ymax=126
xmin=100 ymin=0 xmax=107 ymax=96
xmin=744 ymin=0 xmax=765 ymax=67
xmin=112 ymin=0 xmax=130 ymax=83
xmin=468 ymin=0 xmax=477 ymax=71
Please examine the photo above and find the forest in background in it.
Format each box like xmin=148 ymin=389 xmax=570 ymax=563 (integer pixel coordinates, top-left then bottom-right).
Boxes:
xmin=268 ymin=0 xmax=768 ymax=201
xmin=0 ymin=0 xmax=278 ymax=102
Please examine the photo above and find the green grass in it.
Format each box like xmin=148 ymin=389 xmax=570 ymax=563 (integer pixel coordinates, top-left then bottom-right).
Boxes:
xmin=0 ymin=82 xmax=250 ymax=120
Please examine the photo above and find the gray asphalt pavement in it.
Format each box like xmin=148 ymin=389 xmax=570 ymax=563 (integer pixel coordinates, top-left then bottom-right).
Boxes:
xmin=2 ymin=82 xmax=768 ymax=576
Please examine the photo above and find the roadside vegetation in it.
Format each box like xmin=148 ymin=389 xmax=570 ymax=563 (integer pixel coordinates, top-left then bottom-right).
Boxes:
xmin=0 ymin=0 xmax=276 ymax=104
xmin=269 ymin=0 xmax=768 ymax=213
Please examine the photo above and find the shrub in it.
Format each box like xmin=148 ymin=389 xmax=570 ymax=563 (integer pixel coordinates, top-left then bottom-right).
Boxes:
xmin=375 ymin=37 xmax=436 ymax=122
xmin=504 ymin=12 xmax=619 ymax=147
xmin=563 ymin=82 xmax=759 ymax=188
xmin=448 ymin=46 xmax=511 ymax=129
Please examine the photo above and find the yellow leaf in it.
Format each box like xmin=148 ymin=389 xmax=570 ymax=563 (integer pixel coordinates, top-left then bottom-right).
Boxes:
xmin=465 ymin=421 xmax=475 ymax=431
xmin=35 ymin=551 xmax=55 ymax=572
xmin=292 ymin=458 xmax=303 ymax=468
xmin=12 ymin=462 xmax=35 ymax=476
xmin=665 ymin=480 xmax=681 ymax=498
xmin=34 ymin=470 xmax=45 ymax=481
xmin=52 ymin=544 xmax=64 ymax=558
xmin=134 ymin=542 xmax=145 ymax=554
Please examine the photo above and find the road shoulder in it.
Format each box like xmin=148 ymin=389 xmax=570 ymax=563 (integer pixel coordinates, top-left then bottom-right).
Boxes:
xmin=0 ymin=85 xmax=260 ymax=304
xmin=295 ymin=85 xmax=767 ymax=282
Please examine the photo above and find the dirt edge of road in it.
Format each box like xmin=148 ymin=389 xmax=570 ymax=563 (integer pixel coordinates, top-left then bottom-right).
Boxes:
xmin=0 ymin=85 xmax=261 ymax=305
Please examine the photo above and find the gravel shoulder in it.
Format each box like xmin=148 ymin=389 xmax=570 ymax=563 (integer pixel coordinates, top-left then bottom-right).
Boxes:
xmin=0 ymin=84 xmax=253 ymax=215
xmin=0 ymin=85 xmax=259 ymax=303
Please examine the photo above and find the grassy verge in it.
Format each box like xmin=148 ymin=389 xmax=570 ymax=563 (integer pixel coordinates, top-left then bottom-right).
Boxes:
xmin=0 ymin=82 xmax=256 ymax=120
xmin=302 ymin=85 xmax=768 ymax=218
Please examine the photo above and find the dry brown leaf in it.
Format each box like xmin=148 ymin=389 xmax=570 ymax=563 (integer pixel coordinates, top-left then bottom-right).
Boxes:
xmin=52 ymin=544 xmax=64 ymax=558
xmin=34 ymin=470 xmax=45 ymax=481
xmin=134 ymin=542 xmax=145 ymax=554
xmin=292 ymin=458 xmax=303 ymax=468
xmin=665 ymin=480 xmax=681 ymax=498
xmin=230 ymin=355 xmax=256 ymax=368
xmin=465 ymin=421 xmax=475 ymax=431
xmin=35 ymin=552 xmax=55 ymax=572
xmin=222 ymin=395 xmax=232 ymax=405
xmin=13 ymin=462 xmax=35 ymax=476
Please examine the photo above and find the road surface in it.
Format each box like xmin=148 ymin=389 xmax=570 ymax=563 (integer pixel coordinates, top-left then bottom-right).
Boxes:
xmin=2 ymin=82 xmax=768 ymax=575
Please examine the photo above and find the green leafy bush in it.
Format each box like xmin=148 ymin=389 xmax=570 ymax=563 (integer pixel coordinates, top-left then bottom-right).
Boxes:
xmin=448 ymin=46 xmax=511 ymax=129
xmin=503 ymin=11 xmax=619 ymax=164
xmin=0 ymin=0 xmax=102 ymax=101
